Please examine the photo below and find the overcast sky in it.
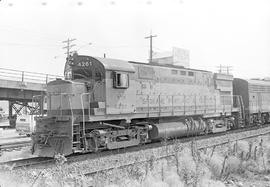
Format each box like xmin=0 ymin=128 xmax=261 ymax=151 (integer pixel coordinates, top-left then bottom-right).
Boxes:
xmin=0 ymin=0 xmax=269 ymax=79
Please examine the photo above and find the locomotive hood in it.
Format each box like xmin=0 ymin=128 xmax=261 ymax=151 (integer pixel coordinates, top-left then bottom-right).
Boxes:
xmin=47 ymin=79 xmax=72 ymax=85
xmin=47 ymin=78 xmax=86 ymax=95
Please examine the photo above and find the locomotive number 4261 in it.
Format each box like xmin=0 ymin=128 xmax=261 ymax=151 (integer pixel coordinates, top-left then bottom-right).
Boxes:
xmin=77 ymin=61 xmax=92 ymax=67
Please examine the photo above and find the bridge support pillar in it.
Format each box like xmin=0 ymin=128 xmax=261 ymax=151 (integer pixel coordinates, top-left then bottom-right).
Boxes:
xmin=8 ymin=101 xmax=16 ymax=128
xmin=7 ymin=100 xmax=42 ymax=128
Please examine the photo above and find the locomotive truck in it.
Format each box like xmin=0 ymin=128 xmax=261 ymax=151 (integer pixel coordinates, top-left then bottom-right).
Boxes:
xmin=31 ymin=53 xmax=270 ymax=157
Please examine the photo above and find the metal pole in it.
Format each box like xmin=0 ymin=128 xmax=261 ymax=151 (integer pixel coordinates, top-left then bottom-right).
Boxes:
xmin=172 ymin=95 xmax=174 ymax=116
xmin=22 ymin=71 xmax=24 ymax=82
xmin=63 ymin=38 xmax=76 ymax=57
xmin=145 ymin=33 xmax=157 ymax=63
xmin=147 ymin=95 xmax=150 ymax=117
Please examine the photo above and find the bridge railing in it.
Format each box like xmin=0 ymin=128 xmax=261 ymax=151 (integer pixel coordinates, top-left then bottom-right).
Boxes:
xmin=0 ymin=68 xmax=64 ymax=84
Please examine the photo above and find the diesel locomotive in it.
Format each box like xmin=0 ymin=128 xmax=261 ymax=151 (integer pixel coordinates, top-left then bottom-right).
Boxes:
xmin=31 ymin=53 xmax=270 ymax=157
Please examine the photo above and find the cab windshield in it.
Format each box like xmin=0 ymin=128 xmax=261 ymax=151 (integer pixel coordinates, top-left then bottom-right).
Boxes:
xmin=73 ymin=68 xmax=92 ymax=80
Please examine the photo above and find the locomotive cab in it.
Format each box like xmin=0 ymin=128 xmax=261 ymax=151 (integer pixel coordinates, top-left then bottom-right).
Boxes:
xmin=63 ymin=52 xmax=136 ymax=115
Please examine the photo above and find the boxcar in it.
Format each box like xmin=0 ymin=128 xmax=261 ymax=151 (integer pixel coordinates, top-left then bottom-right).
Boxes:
xmin=233 ymin=78 xmax=270 ymax=124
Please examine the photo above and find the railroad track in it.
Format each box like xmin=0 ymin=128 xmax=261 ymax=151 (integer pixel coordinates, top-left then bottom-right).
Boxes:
xmin=0 ymin=157 xmax=53 ymax=168
xmin=0 ymin=140 xmax=31 ymax=152
xmin=1 ymin=124 xmax=270 ymax=170
xmin=0 ymin=135 xmax=29 ymax=141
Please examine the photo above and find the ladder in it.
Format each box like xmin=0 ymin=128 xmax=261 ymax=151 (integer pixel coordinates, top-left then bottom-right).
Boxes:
xmin=239 ymin=96 xmax=245 ymax=119
xmin=238 ymin=96 xmax=245 ymax=127
xmin=72 ymin=123 xmax=81 ymax=151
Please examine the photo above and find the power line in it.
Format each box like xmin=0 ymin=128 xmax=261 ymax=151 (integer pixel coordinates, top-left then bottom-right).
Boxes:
xmin=145 ymin=32 xmax=157 ymax=63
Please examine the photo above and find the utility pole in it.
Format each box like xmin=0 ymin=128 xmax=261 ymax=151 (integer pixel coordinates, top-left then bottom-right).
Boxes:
xmin=62 ymin=38 xmax=76 ymax=57
xmin=217 ymin=65 xmax=233 ymax=75
xmin=145 ymin=33 xmax=157 ymax=63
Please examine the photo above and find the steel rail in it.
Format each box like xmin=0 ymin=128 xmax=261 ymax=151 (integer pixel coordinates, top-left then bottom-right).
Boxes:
xmin=0 ymin=157 xmax=53 ymax=168
xmin=0 ymin=140 xmax=31 ymax=151
xmin=0 ymin=136 xmax=29 ymax=141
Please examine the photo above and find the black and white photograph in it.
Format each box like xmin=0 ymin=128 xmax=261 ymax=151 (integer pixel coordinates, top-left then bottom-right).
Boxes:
xmin=0 ymin=0 xmax=270 ymax=186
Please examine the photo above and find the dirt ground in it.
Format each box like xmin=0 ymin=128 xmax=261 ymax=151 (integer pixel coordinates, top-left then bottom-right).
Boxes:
xmin=0 ymin=129 xmax=33 ymax=162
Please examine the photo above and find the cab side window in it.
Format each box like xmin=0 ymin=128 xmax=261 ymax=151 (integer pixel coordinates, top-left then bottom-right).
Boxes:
xmin=113 ymin=72 xmax=129 ymax=88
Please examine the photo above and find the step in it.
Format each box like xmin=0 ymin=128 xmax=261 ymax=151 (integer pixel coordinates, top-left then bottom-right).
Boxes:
xmin=72 ymin=141 xmax=81 ymax=144
xmin=72 ymin=149 xmax=83 ymax=153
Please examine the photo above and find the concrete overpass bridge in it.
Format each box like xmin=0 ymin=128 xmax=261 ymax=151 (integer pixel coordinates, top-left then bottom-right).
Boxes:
xmin=0 ymin=68 xmax=63 ymax=127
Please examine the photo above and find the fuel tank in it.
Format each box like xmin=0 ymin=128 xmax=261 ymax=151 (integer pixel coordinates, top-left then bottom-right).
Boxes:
xmin=149 ymin=120 xmax=207 ymax=140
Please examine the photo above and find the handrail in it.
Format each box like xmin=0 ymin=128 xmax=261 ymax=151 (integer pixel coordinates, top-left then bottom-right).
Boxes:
xmin=0 ymin=67 xmax=62 ymax=77
xmin=41 ymin=92 xmax=237 ymax=119
xmin=140 ymin=94 xmax=236 ymax=115
xmin=0 ymin=67 xmax=63 ymax=84
xmin=68 ymin=96 xmax=74 ymax=139
xmin=80 ymin=93 xmax=91 ymax=138
xmin=80 ymin=92 xmax=91 ymax=151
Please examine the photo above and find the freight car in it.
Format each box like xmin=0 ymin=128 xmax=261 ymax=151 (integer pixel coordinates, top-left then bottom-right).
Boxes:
xmin=32 ymin=53 xmax=244 ymax=157
xmin=233 ymin=78 xmax=270 ymax=125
